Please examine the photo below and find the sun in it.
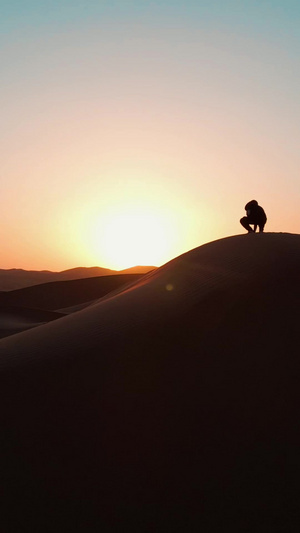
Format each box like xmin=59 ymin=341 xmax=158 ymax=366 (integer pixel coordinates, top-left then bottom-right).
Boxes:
xmin=91 ymin=206 xmax=175 ymax=270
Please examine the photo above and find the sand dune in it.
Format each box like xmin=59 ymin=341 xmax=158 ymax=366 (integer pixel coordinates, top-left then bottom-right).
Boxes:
xmin=0 ymin=273 xmax=143 ymax=311
xmin=0 ymin=274 xmax=143 ymax=339
xmin=0 ymin=305 xmax=65 ymax=339
xmin=0 ymin=233 xmax=299 ymax=531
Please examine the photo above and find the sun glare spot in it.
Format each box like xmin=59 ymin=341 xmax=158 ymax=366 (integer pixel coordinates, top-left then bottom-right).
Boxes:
xmin=90 ymin=206 xmax=176 ymax=270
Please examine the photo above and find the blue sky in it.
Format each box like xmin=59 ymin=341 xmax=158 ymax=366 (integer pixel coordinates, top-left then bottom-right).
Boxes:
xmin=2 ymin=1 xmax=300 ymax=35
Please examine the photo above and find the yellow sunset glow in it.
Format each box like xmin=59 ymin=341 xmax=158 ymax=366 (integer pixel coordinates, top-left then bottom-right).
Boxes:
xmin=2 ymin=1 xmax=300 ymax=272
xmin=89 ymin=206 xmax=176 ymax=270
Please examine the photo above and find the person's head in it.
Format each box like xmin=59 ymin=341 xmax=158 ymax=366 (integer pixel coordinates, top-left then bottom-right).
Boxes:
xmin=245 ymin=199 xmax=258 ymax=210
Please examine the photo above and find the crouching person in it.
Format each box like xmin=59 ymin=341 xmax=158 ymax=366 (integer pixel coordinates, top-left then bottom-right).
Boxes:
xmin=240 ymin=200 xmax=267 ymax=233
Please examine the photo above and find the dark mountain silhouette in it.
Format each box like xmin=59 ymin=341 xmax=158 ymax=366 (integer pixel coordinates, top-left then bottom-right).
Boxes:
xmin=0 ymin=265 xmax=156 ymax=291
xmin=119 ymin=265 xmax=156 ymax=275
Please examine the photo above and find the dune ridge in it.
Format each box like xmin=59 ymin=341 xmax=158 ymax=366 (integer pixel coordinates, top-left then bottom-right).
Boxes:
xmin=0 ymin=233 xmax=299 ymax=531
xmin=0 ymin=273 xmax=144 ymax=311
xmin=0 ymin=274 xmax=144 ymax=339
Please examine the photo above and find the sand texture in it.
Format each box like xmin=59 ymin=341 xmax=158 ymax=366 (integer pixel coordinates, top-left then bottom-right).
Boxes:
xmin=0 ymin=233 xmax=299 ymax=531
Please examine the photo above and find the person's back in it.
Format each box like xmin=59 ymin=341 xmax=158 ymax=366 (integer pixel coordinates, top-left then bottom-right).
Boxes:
xmin=240 ymin=200 xmax=267 ymax=233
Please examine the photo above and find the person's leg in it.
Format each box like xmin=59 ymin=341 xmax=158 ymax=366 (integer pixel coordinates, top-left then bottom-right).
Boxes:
xmin=259 ymin=223 xmax=265 ymax=232
xmin=240 ymin=217 xmax=254 ymax=232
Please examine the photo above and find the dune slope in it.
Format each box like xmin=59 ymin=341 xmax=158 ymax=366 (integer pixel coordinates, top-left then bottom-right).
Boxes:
xmin=0 ymin=273 xmax=143 ymax=311
xmin=0 ymin=233 xmax=299 ymax=532
xmin=0 ymin=305 xmax=65 ymax=338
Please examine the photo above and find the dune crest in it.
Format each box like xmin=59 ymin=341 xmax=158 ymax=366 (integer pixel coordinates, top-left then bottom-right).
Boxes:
xmin=0 ymin=233 xmax=299 ymax=531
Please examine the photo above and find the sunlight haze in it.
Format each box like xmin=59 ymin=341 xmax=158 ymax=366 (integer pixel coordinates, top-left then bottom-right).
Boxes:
xmin=1 ymin=0 xmax=300 ymax=270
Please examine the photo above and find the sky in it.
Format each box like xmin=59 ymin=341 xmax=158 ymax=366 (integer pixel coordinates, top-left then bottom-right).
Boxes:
xmin=1 ymin=0 xmax=300 ymax=271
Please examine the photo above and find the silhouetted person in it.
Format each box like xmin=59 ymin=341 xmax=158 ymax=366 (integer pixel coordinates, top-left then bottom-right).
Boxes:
xmin=240 ymin=200 xmax=267 ymax=233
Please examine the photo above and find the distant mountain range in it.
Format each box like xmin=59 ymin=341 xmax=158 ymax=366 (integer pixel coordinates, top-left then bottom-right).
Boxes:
xmin=0 ymin=265 xmax=156 ymax=291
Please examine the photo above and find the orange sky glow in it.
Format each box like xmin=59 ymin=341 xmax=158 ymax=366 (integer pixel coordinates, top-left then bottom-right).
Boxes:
xmin=1 ymin=1 xmax=300 ymax=271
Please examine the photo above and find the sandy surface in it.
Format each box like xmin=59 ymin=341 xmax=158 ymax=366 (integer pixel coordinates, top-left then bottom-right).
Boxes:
xmin=0 ymin=273 xmax=143 ymax=311
xmin=0 ymin=305 xmax=65 ymax=338
xmin=0 ymin=274 xmax=143 ymax=338
xmin=0 ymin=233 xmax=299 ymax=531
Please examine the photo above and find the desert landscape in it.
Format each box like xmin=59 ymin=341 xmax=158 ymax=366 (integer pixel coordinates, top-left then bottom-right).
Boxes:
xmin=3 ymin=0 xmax=300 ymax=529
xmin=0 ymin=232 xmax=299 ymax=531
xmin=0 ymin=265 xmax=154 ymax=291
xmin=0 ymin=271 xmax=152 ymax=338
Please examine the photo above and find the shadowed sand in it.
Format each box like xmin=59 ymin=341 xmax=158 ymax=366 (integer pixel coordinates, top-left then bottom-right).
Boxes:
xmin=0 ymin=233 xmax=299 ymax=531
xmin=0 ymin=273 xmax=144 ymax=311
xmin=0 ymin=305 xmax=65 ymax=339
xmin=0 ymin=274 xmax=143 ymax=338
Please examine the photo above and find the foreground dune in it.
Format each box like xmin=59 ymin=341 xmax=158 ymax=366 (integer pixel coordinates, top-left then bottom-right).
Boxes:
xmin=0 ymin=233 xmax=299 ymax=531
